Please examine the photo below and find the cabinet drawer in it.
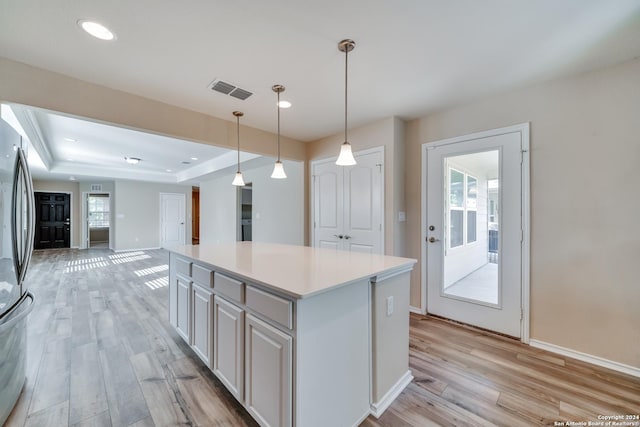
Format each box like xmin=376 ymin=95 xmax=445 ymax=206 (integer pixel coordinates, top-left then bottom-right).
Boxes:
xmin=192 ymin=264 xmax=213 ymax=288
xmin=246 ymin=285 xmax=293 ymax=330
xmin=176 ymin=258 xmax=192 ymax=277
xmin=214 ymin=272 xmax=245 ymax=303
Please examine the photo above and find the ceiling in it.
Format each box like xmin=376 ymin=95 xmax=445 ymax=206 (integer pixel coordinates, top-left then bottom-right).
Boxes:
xmin=5 ymin=104 xmax=260 ymax=183
xmin=1 ymin=1 xmax=640 ymax=182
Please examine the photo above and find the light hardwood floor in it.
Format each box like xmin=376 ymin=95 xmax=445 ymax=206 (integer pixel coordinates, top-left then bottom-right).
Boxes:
xmin=5 ymin=249 xmax=640 ymax=427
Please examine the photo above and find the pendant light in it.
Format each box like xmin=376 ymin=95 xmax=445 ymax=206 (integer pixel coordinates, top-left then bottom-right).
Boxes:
xmin=335 ymin=39 xmax=357 ymax=166
xmin=231 ymin=111 xmax=245 ymax=186
xmin=271 ymin=84 xmax=287 ymax=179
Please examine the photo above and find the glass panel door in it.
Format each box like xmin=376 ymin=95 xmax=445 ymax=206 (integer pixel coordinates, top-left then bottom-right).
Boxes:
xmin=442 ymin=151 xmax=499 ymax=306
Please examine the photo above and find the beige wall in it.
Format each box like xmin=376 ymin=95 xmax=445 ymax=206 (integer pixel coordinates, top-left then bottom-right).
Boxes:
xmin=307 ymin=117 xmax=406 ymax=256
xmin=113 ymin=180 xmax=192 ymax=251
xmin=200 ymin=159 xmax=304 ymax=245
xmin=405 ymin=58 xmax=640 ymax=368
xmin=32 ymin=180 xmax=81 ymax=247
xmin=0 ymin=57 xmax=306 ymax=161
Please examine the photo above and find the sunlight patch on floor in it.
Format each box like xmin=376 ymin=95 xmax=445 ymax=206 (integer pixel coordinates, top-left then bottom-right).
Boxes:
xmin=145 ymin=276 xmax=168 ymax=290
xmin=134 ymin=264 xmax=168 ymax=277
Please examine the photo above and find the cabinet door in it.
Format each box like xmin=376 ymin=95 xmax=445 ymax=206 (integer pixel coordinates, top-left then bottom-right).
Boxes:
xmin=245 ymin=314 xmax=292 ymax=427
xmin=176 ymin=277 xmax=191 ymax=343
xmin=213 ymin=296 xmax=244 ymax=400
xmin=192 ymin=284 xmax=213 ymax=366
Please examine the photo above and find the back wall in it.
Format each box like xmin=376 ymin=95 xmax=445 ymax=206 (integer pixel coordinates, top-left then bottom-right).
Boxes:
xmin=405 ymin=57 xmax=640 ymax=369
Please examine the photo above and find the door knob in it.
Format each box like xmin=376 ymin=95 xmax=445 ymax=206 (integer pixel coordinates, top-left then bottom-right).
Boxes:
xmin=428 ymin=237 xmax=440 ymax=243
xmin=344 ymin=235 xmax=351 ymax=240
xmin=334 ymin=234 xmax=344 ymax=239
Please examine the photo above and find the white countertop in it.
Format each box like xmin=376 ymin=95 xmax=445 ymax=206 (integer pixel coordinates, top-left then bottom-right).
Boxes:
xmin=167 ymin=242 xmax=416 ymax=299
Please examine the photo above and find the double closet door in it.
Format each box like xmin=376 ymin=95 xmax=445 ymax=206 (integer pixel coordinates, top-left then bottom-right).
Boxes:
xmin=312 ymin=148 xmax=383 ymax=254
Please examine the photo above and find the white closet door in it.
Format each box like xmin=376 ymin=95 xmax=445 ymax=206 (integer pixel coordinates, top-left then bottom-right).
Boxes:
xmin=312 ymin=160 xmax=344 ymax=250
xmin=343 ymin=150 xmax=383 ymax=254
xmin=312 ymin=148 xmax=384 ymax=254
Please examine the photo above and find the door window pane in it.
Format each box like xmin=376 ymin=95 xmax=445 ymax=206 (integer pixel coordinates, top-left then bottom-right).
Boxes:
xmin=442 ymin=150 xmax=499 ymax=306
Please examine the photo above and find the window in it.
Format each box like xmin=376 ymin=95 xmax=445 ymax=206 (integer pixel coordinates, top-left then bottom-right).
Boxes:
xmin=466 ymin=176 xmax=477 ymax=243
xmin=88 ymin=195 xmax=110 ymax=227
xmin=447 ymin=168 xmax=477 ymax=249
xmin=449 ymin=170 xmax=464 ymax=248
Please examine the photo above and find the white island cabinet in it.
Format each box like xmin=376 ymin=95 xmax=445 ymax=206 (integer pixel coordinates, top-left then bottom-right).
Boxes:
xmin=168 ymin=242 xmax=416 ymax=427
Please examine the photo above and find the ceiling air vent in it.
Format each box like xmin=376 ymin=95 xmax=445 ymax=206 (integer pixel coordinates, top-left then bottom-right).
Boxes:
xmin=208 ymin=79 xmax=253 ymax=100
xmin=229 ymin=88 xmax=252 ymax=100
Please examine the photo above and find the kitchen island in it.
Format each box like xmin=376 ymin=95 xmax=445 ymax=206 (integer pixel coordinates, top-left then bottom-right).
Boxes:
xmin=167 ymin=242 xmax=416 ymax=427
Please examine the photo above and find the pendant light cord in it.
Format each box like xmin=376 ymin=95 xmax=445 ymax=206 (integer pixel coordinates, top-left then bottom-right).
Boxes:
xmin=277 ymin=90 xmax=281 ymax=162
xmin=236 ymin=115 xmax=240 ymax=172
xmin=344 ymin=45 xmax=348 ymax=144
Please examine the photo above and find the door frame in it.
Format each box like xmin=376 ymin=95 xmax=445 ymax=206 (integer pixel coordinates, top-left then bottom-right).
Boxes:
xmin=159 ymin=192 xmax=186 ymax=247
xmin=310 ymin=145 xmax=385 ymax=252
xmin=420 ymin=123 xmax=530 ymax=343
xmin=33 ymin=190 xmax=74 ymax=249
xmin=81 ymin=191 xmax=112 ymax=250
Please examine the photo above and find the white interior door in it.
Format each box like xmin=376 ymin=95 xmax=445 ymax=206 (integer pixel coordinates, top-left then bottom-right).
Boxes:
xmin=343 ymin=151 xmax=383 ymax=254
xmin=312 ymin=148 xmax=383 ymax=254
xmin=313 ymin=161 xmax=343 ymax=250
xmin=425 ymin=126 xmax=528 ymax=338
xmin=160 ymin=193 xmax=185 ymax=248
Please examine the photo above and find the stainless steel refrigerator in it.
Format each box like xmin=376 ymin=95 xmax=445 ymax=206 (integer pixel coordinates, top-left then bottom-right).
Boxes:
xmin=0 ymin=117 xmax=36 ymax=425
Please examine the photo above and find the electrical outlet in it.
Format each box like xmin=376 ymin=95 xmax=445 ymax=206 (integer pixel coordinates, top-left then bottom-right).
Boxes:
xmin=386 ymin=296 xmax=394 ymax=316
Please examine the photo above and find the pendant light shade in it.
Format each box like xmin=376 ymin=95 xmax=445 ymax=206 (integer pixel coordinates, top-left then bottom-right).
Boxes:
xmin=232 ymin=111 xmax=245 ymax=186
xmin=271 ymin=84 xmax=287 ymax=179
xmin=336 ymin=142 xmax=356 ymax=165
xmin=271 ymin=160 xmax=286 ymax=179
xmin=336 ymin=39 xmax=357 ymax=166
xmin=232 ymin=171 xmax=245 ymax=186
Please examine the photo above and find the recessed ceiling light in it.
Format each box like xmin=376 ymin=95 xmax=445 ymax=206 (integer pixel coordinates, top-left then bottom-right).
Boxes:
xmin=64 ymin=137 xmax=78 ymax=142
xmin=69 ymin=176 xmax=76 ymax=181
xmin=166 ymin=169 xmax=173 ymax=173
xmin=66 ymin=158 xmax=75 ymax=162
xmin=191 ymin=157 xmax=198 ymax=161
xmin=78 ymin=20 xmax=116 ymax=41
xmin=125 ymin=157 xmax=141 ymax=164
xmin=278 ymin=100 xmax=292 ymax=109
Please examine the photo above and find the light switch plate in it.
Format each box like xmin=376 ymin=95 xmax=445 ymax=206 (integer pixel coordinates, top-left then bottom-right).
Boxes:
xmin=386 ymin=296 xmax=394 ymax=316
xmin=398 ymin=211 xmax=406 ymax=222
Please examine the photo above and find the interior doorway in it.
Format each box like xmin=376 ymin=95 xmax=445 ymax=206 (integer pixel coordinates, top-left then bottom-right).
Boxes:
xmin=192 ymin=186 xmax=200 ymax=244
xmin=34 ymin=192 xmax=71 ymax=249
xmin=86 ymin=193 xmax=111 ymax=248
xmin=237 ymin=183 xmax=252 ymax=241
xmin=422 ymin=124 xmax=530 ymax=340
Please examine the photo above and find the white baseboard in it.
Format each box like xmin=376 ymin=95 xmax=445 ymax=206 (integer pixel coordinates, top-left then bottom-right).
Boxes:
xmin=370 ymin=370 xmax=413 ymax=418
xmin=409 ymin=305 xmax=426 ymax=315
xmin=529 ymin=339 xmax=640 ymax=378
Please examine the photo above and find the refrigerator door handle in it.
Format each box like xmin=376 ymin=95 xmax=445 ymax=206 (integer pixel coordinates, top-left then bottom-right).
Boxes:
xmin=10 ymin=154 xmax=19 ymax=283
xmin=16 ymin=148 xmax=35 ymax=284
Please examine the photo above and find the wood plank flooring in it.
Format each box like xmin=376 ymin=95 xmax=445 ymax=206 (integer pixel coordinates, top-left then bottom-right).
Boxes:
xmin=4 ymin=248 xmax=639 ymax=427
